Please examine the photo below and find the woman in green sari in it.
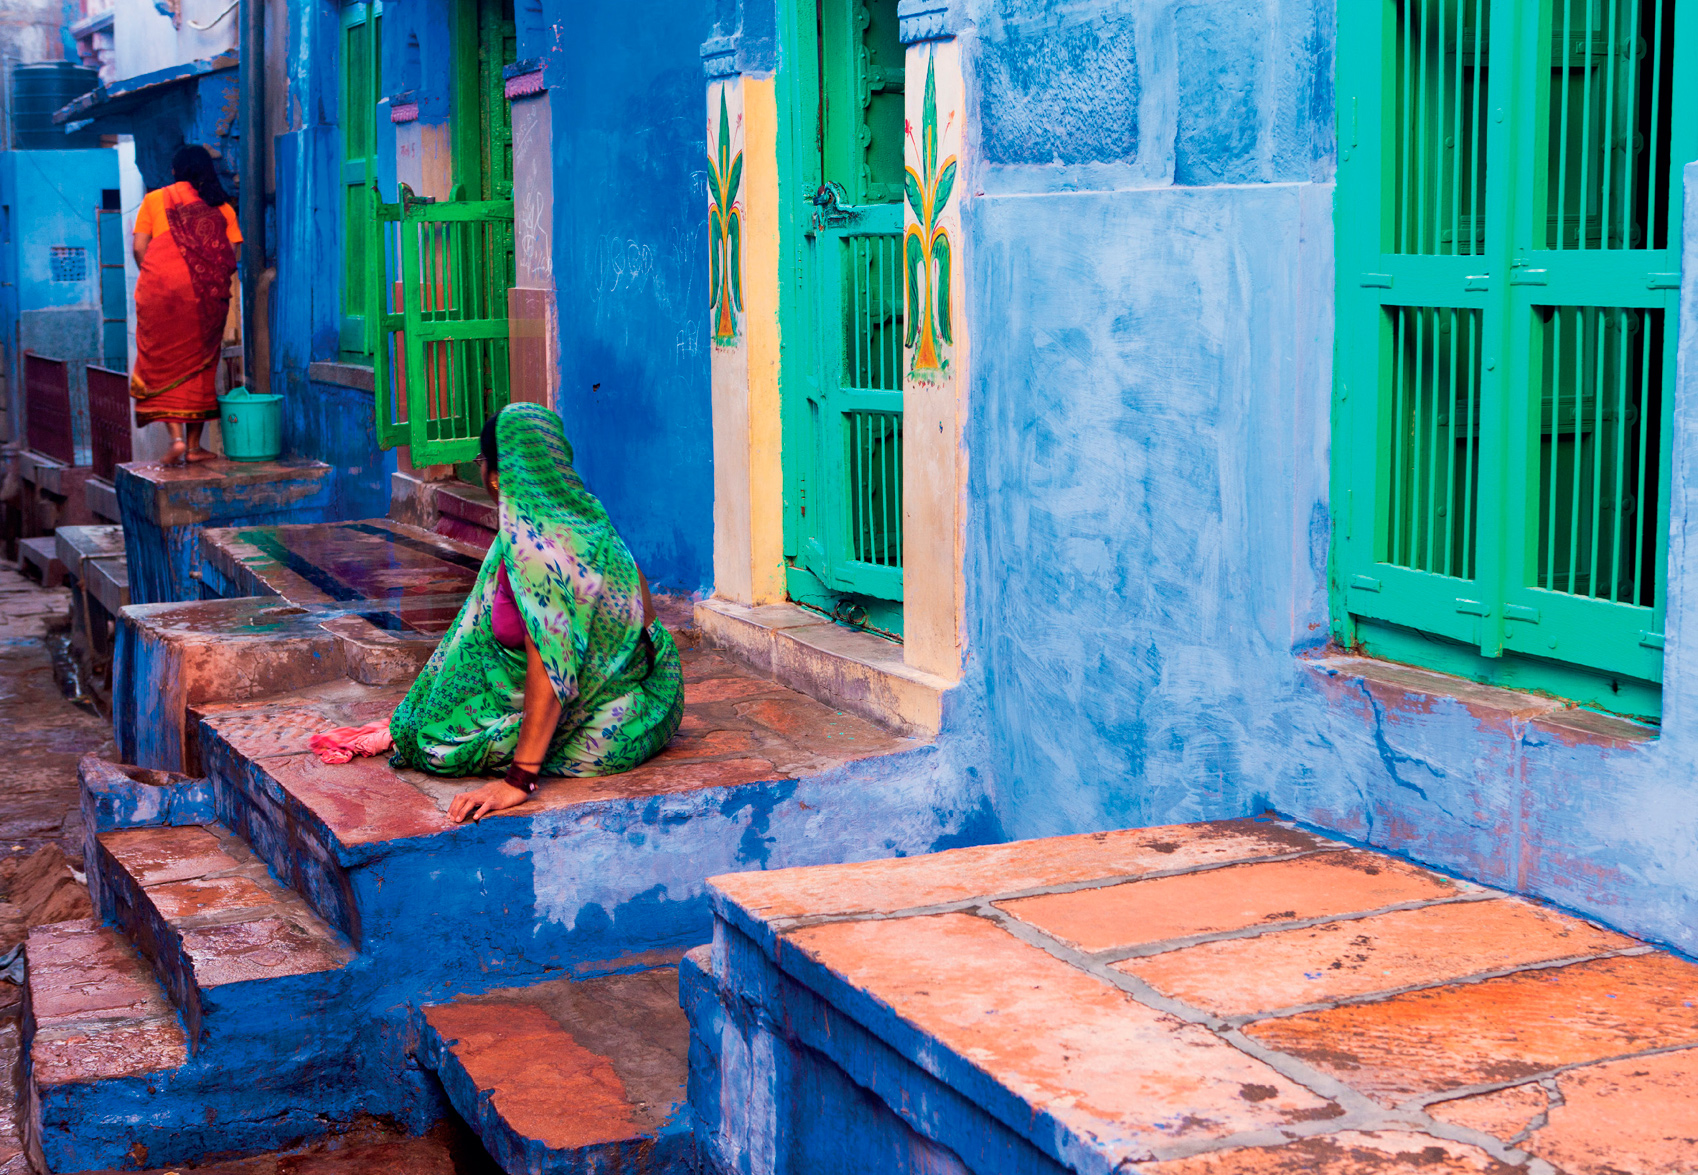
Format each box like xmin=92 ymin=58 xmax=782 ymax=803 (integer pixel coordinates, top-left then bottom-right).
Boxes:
xmin=389 ymin=403 xmax=684 ymax=821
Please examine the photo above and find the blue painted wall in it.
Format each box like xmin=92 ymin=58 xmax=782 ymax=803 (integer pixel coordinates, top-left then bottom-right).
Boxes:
xmin=531 ymin=1 xmax=717 ymax=593
xmin=947 ymin=0 xmax=1698 ymax=956
xmin=267 ymin=1 xmax=397 ymax=521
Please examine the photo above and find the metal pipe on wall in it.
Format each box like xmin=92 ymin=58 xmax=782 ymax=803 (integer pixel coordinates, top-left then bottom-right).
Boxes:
xmin=239 ymin=0 xmax=265 ymax=393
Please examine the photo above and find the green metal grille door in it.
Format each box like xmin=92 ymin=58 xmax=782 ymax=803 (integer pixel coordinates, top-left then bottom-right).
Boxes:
xmin=370 ymin=187 xmax=408 ymax=449
xmin=396 ymin=183 xmax=514 ymax=465
xmin=786 ymin=0 xmax=907 ymax=637
xmin=1336 ymin=0 xmax=1693 ymax=705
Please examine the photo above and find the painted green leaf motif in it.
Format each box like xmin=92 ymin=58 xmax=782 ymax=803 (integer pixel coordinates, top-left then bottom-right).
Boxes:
xmin=922 ymin=51 xmax=938 ymax=182
xmin=904 ymin=169 xmax=924 ymax=225
xmin=709 ymin=207 xmax=724 ymax=307
xmin=931 ymin=161 xmax=957 ymax=231
xmin=717 ymin=88 xmax=732 ymax=176
xmin=727 ymin=153 xmax=743 ymax=209
xmin=931 ymin=233 xmax=951 ymax=344
xmin=904 ymin=232 xmax=925 ymax=347
xmin=727 ymin=210 xmax=743 ymax=311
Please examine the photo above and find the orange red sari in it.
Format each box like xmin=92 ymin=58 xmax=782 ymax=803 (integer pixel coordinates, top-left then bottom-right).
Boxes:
xmin=130 ymin=182 xmax=241 ymax=424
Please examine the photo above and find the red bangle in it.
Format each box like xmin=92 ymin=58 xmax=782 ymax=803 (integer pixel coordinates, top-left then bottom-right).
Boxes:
xmin=504 ymin=764 xmax=540 ymax=794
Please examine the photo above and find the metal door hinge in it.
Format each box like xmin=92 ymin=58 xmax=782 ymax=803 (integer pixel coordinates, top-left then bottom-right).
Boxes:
xmin=1640 ymin=631 xmax=1666 ymax=650
xmin=1360 ymin=273 xmax=1393 ymax=289
xmin=1503 ymin=604 xmax=1539 ymax=623
xmin=1455 ymin=598 xmax=1490 ymax=616
xmin=1648 ymin=273 xmax=1680 ymax=290
xmin=1351 ymin=574 xmax=1382 ymax=592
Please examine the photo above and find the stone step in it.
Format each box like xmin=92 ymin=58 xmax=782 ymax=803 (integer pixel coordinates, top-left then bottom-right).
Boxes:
xmin=89 ymin=822 xmax=354 ymax=1050
xmin=192 ymin=644 xmax=925 ymax=964
xmin=414 ymin=966 xmax=693 ymax=1175
xmin=23 ymin=918 xmax=188 ymax=1172
xmin=17 ymin=536 xmax=64 ymax=588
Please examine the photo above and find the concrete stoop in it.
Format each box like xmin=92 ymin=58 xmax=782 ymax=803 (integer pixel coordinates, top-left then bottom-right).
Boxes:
xmin=25 ymin=515 xmax=974 ymax=1171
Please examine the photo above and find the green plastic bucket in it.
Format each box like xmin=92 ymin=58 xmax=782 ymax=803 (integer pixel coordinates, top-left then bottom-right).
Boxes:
xmin=216 ymin=386 xmax=283 ymax=463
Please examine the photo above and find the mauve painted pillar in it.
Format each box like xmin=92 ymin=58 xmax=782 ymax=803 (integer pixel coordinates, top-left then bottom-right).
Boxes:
xmin=507 ymin=64 xmax=556 ymax=409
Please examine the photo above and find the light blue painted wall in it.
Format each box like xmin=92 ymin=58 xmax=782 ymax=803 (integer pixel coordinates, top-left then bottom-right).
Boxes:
xmin=949 ymin=0 xmax=1698 ymax=955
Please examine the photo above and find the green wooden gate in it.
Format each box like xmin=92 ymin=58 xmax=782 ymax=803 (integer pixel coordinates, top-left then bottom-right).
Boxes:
xmin=783 ymin=0 xmax=907 ymax=637
xmin=1335 ymin=0 xmax=1694 ymax=712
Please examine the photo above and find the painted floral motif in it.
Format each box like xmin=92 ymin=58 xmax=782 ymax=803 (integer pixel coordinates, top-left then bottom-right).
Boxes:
xmin=708 ymin=86 xmax=744 ymax=347
xmin=904 ymin=49 xmax=957 ymax=378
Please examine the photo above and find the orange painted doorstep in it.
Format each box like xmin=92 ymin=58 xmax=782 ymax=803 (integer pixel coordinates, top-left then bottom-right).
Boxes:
xmin=714 ymin=817 xmax=1698 ymax=1170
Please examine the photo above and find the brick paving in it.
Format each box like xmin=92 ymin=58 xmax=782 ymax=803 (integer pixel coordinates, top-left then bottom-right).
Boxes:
xmin=710 ymin=817 xmax=1698 ymax=1172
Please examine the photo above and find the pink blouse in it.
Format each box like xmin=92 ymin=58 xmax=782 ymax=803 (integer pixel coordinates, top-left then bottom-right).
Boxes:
xmin=491 ymin=561 xmax=526 ymax=649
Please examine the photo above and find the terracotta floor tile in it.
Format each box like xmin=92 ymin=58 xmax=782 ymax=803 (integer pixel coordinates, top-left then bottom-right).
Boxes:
xmin=102 ymin=825 xmax=239 ymax=885
xmin=31 ymin=1021 xmax=188 ymax=1086
xmin=687 ymin=676 xmax=779 ymax=703
xmin=1428 ymin=1082 xmax=1549 ymax=1141
xmin=784 ymin=912 xmax=1342 ymax=1157
xmin=1120 ymin=899 xmax=1634 ymax=1016
xmin=26 ymin=919 xmax=175 ymax=1025
xmin=1136 ymin=1130 xmax=1519 ymax=1173
xmin=423 ymin=1002 xmax=645 ymax=1149
xmin=1434 ymin=1049 xmax=1698 ymax=1174
xmin=261 ymin=754 xmax=454 ymax=846
xmin=181 ymin=917 xmax=353 ymax=985
xmin=1246 ymin=954 xmax=1698 ymax=1104
xmin=713 ymin=819 xmax=1335 ymax=924
xmin=146 ymin=875 xmax=276 ymax=921
xmin=1000 ymin=851 xmax=1459 ymax=954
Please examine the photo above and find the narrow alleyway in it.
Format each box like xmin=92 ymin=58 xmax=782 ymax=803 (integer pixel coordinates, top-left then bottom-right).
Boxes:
xmin=0 ymin=565 xmax=106 ymax=1174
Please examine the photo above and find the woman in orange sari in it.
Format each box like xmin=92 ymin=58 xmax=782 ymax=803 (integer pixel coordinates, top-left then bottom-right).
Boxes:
xmin=130 ymin=145 xmax=241 ymax=465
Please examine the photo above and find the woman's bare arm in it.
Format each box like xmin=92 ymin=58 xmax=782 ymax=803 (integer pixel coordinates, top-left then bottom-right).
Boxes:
xmin=132 ymin=230 xmax=151 ymax=265
xmin=448 ymin=631 xmax=563 ymax=823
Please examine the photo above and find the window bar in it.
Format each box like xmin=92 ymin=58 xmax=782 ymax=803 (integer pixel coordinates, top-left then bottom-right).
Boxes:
xmin=1609 ymin=311 xmax=1631 ymax=600
xmin=1407 ymin=308 xmax=1420 ymax=566
xmin=862 ymin=412 xmax=874 ymax=562
xmin=1390 ymin=310 xmax=1406 ymax=563
xmin=1556 ymin=0 xmax=1574 ymax=247
xmin=1447 ymin=0 xmax=1461 ymax=255
xmin=1588 ymin=310 xmax=1608 ymax=596
xmin=1443 ymin=309 xmax=1459 ymax=575
xmin=1633 ymin=313 xmax=1653 ymax=602
xmin=1578 ymin=0 xmax=1598 ymax=250
xmin=1464 ymin=313 xmax=1480 ymax=576
xmin=1600 ymin=0 xmax=1620 ymax=248
xmin=1545 ymin=311 xmax=1561 ymax=589
xmin=1622 ymin=0 xmax=1645 ymax=248
xmin=1470 ymin=0 xmax=1487 ymax=254
xmin=1413 ymin=0 xmax=1428 ymax=253
xmin=1401 ymin=0 xmax=1415 ymax=251
xmin=1567 ymin=309 xmax=1586 ymax=593
xmin=1646 ymin=0 xmax=1667 ymax=249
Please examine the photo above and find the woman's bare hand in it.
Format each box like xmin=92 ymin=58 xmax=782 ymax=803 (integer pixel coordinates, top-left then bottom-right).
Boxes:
xmin=449 ymin=780 xmax=529 ymax=823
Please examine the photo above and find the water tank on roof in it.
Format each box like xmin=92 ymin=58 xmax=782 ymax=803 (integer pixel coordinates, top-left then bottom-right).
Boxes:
xmin=11 ymin=63 xmax=101 ymax=150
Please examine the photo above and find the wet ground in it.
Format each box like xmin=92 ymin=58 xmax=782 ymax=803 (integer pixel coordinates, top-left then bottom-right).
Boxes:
xmin=0 ymin=562 xmax=502 ymax=1174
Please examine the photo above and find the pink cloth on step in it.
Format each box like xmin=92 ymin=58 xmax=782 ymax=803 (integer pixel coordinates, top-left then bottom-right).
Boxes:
xmin=308 ymin=719 xmax=394 ymax=765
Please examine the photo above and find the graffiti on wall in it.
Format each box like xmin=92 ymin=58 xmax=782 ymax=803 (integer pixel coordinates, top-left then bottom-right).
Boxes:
xmin=708 ymin=81 xmax=744 ymax=348
xmin=904 ymin=47 xmax=959 ymax=379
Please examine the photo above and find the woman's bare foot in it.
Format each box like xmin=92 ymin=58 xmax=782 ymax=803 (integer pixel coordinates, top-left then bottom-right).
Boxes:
xmin=184 ymin=447 xmax=218 ymax=464
xmin=165 ymin=438 xmax=188 ymax=466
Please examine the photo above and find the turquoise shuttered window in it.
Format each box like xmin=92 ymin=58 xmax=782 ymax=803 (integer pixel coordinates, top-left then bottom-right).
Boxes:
xmin=1335 ymin=0 xmax=1695 ymax=717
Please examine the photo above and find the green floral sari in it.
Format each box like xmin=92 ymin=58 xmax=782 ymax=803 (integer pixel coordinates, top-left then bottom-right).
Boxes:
xmin=389 ymin=404 xmax=683 ymax=777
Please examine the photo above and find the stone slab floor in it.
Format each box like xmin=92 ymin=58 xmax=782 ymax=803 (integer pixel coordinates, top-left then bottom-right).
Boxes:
xmin=705 ymin=817 xmax=1698 ymax=1173
xmin=0 ymin=563 xmax=501 ymax=1174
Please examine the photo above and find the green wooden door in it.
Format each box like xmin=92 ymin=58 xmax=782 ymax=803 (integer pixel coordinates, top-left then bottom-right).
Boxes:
xmin=1336 ymin=0 xmax=1692 ymax=706
xmin=785 ymin=0 xmax=907 ymax=636
xmin=341 ymin=1 xmax=382 ymax=358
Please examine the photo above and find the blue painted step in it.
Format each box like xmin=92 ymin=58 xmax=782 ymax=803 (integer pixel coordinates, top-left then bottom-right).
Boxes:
xmin=413 ymin=966 xmax=696 ymax=1174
